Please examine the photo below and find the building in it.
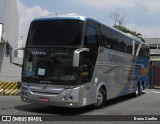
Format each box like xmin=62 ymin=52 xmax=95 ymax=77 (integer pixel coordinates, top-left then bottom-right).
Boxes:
xmin=145 ymin=38 xmax=160 ymax=65
xmin=0 ymin=0 xmax=21 ymax=82
xmin=144 ymin=38 xmax=160 ymax=88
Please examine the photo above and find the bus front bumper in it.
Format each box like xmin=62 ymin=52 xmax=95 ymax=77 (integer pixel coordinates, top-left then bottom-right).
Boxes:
xmin=20 ymin=85 xmax=81 ymax=108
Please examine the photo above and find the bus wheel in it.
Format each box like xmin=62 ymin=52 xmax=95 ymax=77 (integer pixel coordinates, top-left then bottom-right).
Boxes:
xmin=134 ymin=84 xmax=142 ymax=97
xmin=94 ymin=87 xmax=106 ymax=109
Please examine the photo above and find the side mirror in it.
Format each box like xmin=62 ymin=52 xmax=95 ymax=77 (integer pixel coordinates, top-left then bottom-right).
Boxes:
xmin=10 ymin=47 xmax=24 ymax=67
xmin=73 ymin=48 xmax=89 ymax=67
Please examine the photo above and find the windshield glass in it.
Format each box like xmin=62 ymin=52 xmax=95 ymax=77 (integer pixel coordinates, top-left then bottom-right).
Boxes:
xmin=26 ymin=19 xmax=84 ymax=46
xmin=22 ymin=48 xmax=79 ymax=84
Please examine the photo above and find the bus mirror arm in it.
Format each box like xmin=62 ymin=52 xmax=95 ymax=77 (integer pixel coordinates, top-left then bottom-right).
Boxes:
xmin=73 ymin=48 xmax=89 ymax=67
xmin=10 ymin=47 xmax=24 ymax=67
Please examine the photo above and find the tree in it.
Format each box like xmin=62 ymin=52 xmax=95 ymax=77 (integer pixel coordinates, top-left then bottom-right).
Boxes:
xmin=113 ymin=25 xmax=145 ymax=42
xmin=108 ymin=8 xmax=145 ymax=42
xmin=108 ymin=8 xmax=126 ymax=26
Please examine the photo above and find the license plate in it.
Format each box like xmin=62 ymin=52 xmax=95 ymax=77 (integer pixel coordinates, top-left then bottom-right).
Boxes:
xmin=38 ymin=97 xmax=49 ymax=102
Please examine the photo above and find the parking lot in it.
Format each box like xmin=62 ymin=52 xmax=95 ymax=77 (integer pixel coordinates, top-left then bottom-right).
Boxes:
xmin=0 ymin=89 xmax=160 ymax=123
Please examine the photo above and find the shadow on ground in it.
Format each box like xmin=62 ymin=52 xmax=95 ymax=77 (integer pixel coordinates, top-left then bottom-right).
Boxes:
xmin=15 ymin=92 xmax=146 ymax=115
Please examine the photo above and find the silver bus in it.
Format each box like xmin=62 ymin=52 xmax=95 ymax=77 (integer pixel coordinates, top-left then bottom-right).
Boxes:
xmin=10 ymin=14 xmax=150 ymax=108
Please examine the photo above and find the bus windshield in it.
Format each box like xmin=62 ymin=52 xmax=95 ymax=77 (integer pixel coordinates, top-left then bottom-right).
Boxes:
xmin=26 ymin=19 xmax=84 ymax=46
xmin=22 ymin=48 xmax=79 ymax=84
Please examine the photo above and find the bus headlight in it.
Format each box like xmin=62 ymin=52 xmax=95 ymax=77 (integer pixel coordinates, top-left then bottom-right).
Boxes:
xmin=69 ymin=103 xmax=73 ymax=106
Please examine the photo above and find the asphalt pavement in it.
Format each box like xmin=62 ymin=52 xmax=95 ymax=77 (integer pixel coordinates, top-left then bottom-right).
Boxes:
xmin=0 ymin=88 xmax=160 ymax=124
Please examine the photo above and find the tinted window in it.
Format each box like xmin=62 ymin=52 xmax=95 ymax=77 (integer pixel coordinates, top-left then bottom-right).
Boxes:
xmin=100 ymin=26 xmax=112 ymax=48
xmin=139 ymin=44 xmax=150 ymax=58
xmin=115 ymin=32 xmax=126 ymax=52
xmin=84 ymin=25 xmax=97 ymax=45
xmin=84 ymin=21 xmax=102 ymax=46
xmin=26 ymin=19 xmax=84 ymax=46
xmin=123 ymin=36 xmax=132 ymax=54
xmin=83 ymin=21 xmax=100 ymax=82
xmin=111 ymin=31 xmax=117 ymax=50
xmin=99 ymin=24 xmax=133 ymax=54
xmin=22 ymin=48 xmax=79 ymax=84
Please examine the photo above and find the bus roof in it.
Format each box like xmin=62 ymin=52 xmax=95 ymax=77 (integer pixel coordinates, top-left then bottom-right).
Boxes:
xmin=34 ymin=13 xmax=148 ymax=47
xmin=35 ymin=13 xmax=87 ymax=21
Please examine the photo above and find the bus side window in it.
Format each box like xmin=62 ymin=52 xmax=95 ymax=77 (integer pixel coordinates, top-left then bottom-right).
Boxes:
xmin=84 ymin=23 xmax=99 ymax=61
xmin=120 ymin=36 xmax=127 ymax=52
xmin=100 ymin=25 xmax=112 ymax=49
xmin=123 ymin=36 xmax=132 ymax=54
xmin=83 ymin=22 xmax=100 ymax=82
xmin=111 ymin=31 xmax=118 ymax=50
xmin=84 ymin=23 xmax=100 ymax=46
xmin=139 ymin=44 xmax=149 ymax=58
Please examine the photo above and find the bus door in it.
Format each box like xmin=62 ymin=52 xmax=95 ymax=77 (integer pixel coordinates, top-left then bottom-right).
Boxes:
xmin=79 ymin=21 xmax=101 ymax=105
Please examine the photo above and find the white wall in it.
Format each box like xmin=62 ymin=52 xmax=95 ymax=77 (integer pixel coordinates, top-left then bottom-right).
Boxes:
xmin=0 ymin=42 xmax=6 ymax=73
xmin=3 ymin=0 xmax=19 ymax=48
xmin=0 ymin=0 xmax=4 ymax=23
xmin=0 ymin=0 xmax=19 ymax=48
xmin=0 ymin=0 xmax=20 ymax=78
xmin=145 ymin=38 xmax=160 ymax=54
xmin=1 ymin=57 xmax=23 ymax=76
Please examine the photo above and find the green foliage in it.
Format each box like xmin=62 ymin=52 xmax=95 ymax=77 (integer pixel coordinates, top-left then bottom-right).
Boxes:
xmin=113 ymin=25 xmax=145 ymax=42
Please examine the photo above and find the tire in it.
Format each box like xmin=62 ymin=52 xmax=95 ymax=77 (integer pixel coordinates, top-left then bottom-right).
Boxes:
xmin=133 ymin=83 xmax=142 ymax=97
xmin=94 ymin=87 xmax=106 ymax=109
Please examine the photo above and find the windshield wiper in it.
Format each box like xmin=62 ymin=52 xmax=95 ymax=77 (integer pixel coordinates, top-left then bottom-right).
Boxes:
xmin=46 ymin=77 xmax=74 ymax=85
xmin=27 ymin=75 xmax=39 ymax=79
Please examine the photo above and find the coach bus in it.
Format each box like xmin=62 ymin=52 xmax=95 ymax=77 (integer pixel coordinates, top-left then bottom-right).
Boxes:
xmin=10 ymin=14 xmax=150 ymax=108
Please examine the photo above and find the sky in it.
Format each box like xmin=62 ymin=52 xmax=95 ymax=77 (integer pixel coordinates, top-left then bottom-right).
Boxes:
xmin=17 ymin=0 xmax=160 ymax=43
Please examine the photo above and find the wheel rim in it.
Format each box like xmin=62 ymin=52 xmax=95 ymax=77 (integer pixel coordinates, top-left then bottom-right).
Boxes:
xmin=97 ymin=90 xmax=103 ymax=105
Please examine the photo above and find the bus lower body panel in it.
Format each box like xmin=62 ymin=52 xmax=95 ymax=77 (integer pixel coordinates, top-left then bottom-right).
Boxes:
xmin=20 ymin=84 xmax=84 ymax=108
